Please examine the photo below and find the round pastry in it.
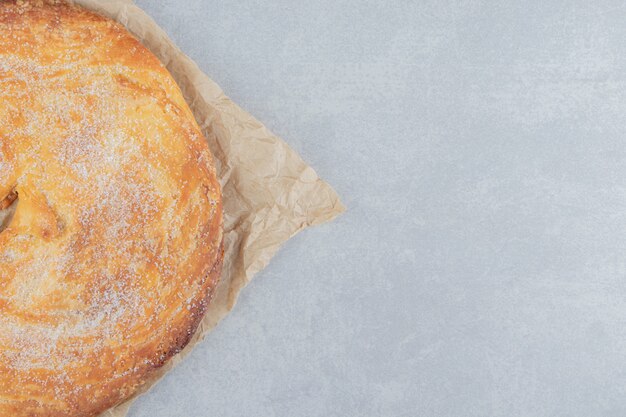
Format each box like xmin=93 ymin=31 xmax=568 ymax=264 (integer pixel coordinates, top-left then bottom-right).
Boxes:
xmin=0 ymin=1 xmax=224 ymax=416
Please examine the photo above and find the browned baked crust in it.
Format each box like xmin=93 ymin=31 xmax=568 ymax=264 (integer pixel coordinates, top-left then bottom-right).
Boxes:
xmin=0 ymin=1 xmax=224 ymax=415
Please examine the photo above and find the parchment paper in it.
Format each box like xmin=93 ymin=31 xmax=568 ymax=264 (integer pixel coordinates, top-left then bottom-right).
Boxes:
xmin=61 ymin=1 xmax=345 ymax=415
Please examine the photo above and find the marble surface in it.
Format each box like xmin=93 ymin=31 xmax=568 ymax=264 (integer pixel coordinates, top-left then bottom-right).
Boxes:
xmin=130 ymin=1 xmax=626 ymax=416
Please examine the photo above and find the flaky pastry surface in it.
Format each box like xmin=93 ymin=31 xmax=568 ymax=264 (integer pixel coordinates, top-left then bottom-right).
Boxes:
xmin=0 ymin=1 xmax=224 ymax=415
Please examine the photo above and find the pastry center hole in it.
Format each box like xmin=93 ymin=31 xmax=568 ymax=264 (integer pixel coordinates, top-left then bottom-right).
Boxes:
xmin=0 ymin=191 xmax=18 ymax=234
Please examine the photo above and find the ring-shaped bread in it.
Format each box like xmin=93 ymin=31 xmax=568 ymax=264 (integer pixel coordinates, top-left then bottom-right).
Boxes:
xmin=0 ymin=1 xmax=224 ymax=415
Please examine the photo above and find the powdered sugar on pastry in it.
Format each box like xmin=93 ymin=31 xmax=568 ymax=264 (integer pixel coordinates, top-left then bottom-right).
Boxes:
xmin=0 ymin=1 xmax=223 ymax=416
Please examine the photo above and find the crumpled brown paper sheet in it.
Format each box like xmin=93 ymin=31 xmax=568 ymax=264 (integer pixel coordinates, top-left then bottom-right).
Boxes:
xmin=62 ymin=0 xmax=345 ymax=415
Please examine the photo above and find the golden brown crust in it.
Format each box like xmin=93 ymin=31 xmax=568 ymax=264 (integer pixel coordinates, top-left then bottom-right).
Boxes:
xmin=0 ymin=1 xmax=224 ymax=416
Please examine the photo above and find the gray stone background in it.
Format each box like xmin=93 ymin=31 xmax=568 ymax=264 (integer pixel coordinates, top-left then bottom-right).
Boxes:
xmin=130 ymin=1 xmax=626 ymax=416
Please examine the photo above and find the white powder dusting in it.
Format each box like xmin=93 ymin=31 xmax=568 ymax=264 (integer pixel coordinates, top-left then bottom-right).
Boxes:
xmin=0 ymin=1 xmax=221 ymax=410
